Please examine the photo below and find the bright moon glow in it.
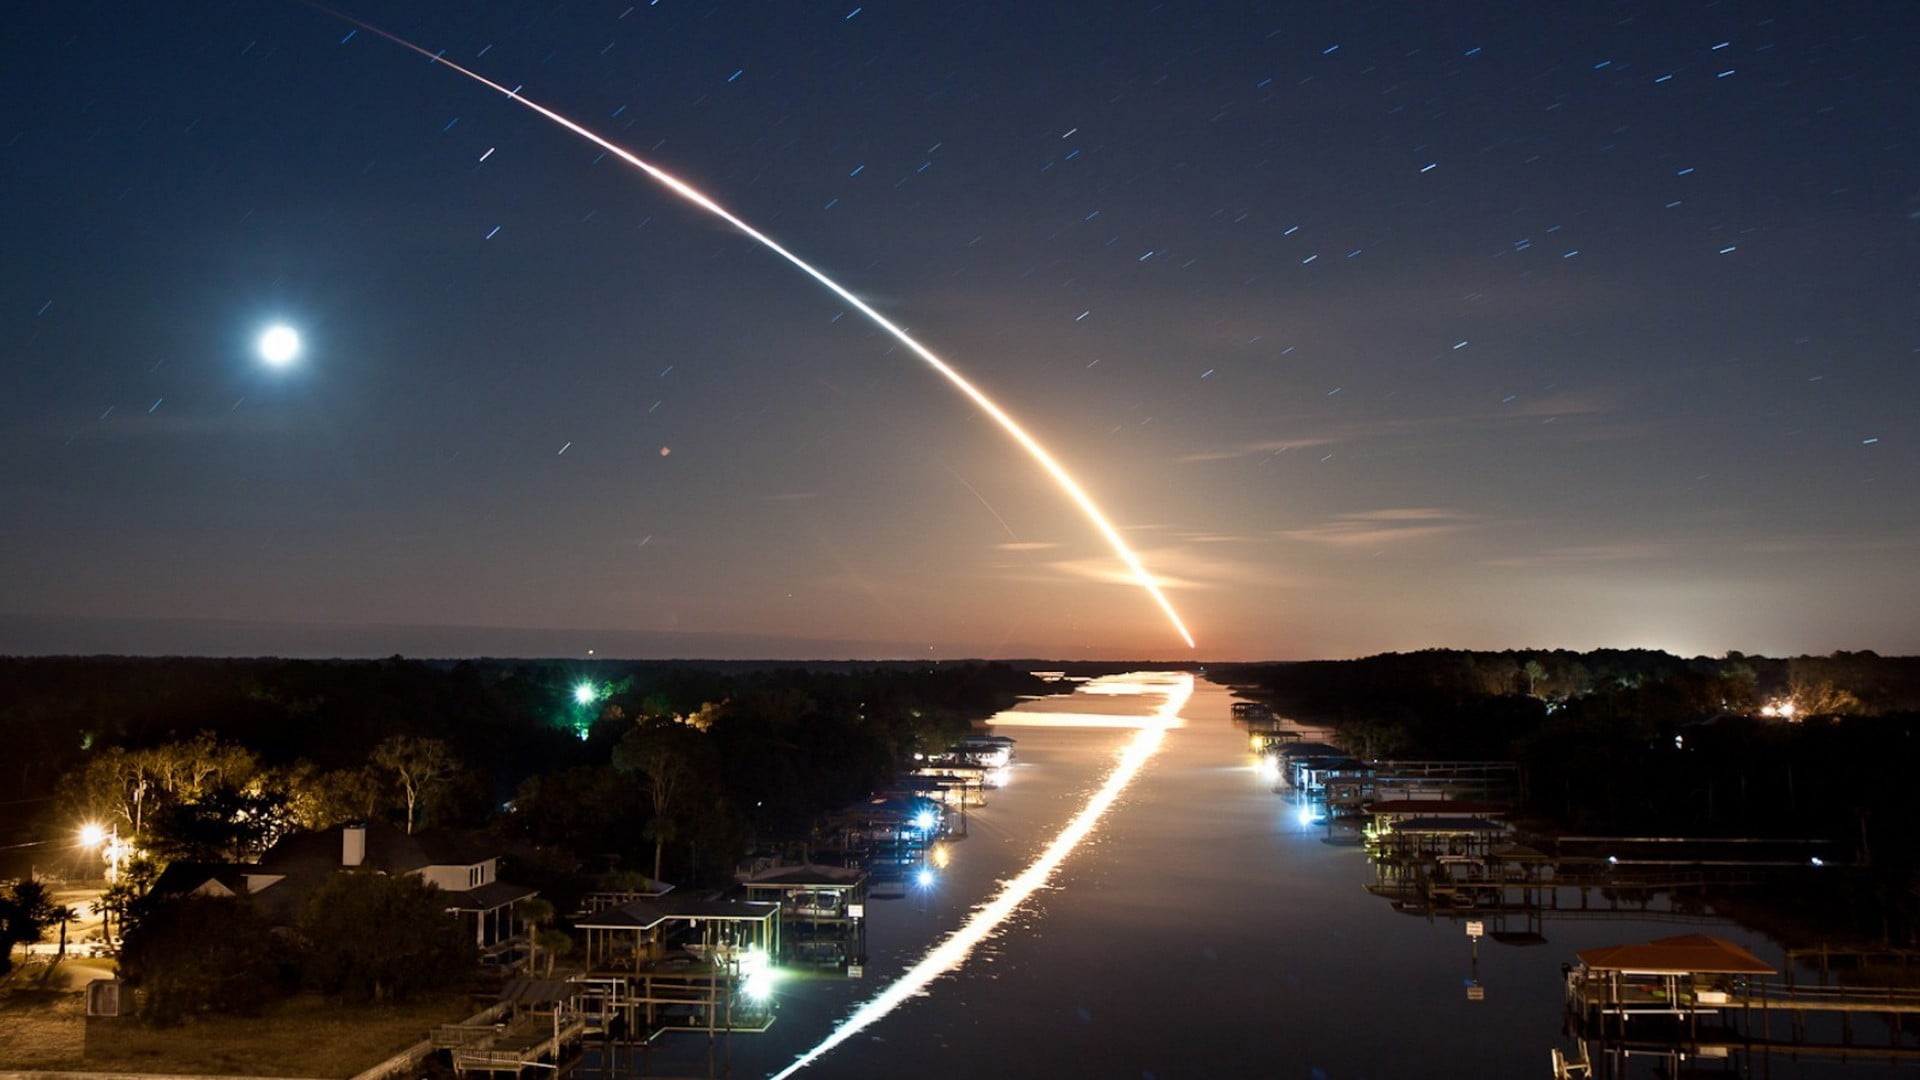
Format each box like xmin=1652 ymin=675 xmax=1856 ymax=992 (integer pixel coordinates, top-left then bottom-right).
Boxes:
xmin=324 ymin=9 xmax=1196 ymax=650
xmin=257 ymin=324 xmax=301 ymax=367
xmin=770 ymin=672 xmax=1194 ymax=1078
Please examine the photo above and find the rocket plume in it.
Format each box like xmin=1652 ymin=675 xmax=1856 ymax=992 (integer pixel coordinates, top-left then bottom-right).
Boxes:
xmin=313 ymin=5 xmax=1196 ymax=648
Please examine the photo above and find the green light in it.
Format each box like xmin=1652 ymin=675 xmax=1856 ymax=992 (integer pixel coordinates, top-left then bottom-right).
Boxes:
xmin=573 ymin=682 xmax=598 ymax=706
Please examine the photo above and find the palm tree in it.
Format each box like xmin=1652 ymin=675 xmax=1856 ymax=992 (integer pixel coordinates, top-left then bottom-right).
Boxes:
xmin=516 ymin=897 xmax=556 ymax=975
xmin=49 ymin=903 xmax=76 ymax=961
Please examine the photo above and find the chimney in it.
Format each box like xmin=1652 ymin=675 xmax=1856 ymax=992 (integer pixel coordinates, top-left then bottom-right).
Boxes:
xmin=342 ymin=825 xmax=366 ymax=867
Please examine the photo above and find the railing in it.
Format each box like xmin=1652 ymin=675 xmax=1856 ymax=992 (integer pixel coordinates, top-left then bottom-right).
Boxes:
xmin=1748 ymin=981 xmax=1920 ymax=1012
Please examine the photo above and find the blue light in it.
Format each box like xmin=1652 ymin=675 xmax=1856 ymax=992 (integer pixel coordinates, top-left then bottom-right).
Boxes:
xmin=915 ymin=810 xmax=936 ymax=831
xmin=916 ymin=868 xmax=935 ymax=888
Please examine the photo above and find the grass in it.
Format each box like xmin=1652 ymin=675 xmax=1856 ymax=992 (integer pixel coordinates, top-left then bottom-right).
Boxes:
xmin=0 ymin=963 xmax=477 ymax=1077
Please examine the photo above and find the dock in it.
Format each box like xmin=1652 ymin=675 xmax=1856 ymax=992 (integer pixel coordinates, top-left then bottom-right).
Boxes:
xmin=1555 ymin=934 xmax=1920 ymax=1075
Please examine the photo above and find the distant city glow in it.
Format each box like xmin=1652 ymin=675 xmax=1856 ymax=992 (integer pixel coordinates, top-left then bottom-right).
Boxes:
xmin=324 ymin=10 xmax=1197 ymax=651
xmin=771 ymin=672 xmax=1193 ymax=1077
xmin=256 ymin=324 xmax=300 ymax=367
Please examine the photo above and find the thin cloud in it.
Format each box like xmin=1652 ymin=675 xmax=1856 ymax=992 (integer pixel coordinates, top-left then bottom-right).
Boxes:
xmin=1480 ymin=542 xmax=1678 ymax=568
xmin=1280 ymin=508 xmax=1475 ymax=547
xmin=1179 ymin=391 xmax=1620 ymax=464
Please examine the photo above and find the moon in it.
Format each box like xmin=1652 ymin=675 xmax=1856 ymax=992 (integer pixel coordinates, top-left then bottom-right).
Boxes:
xmin=257 ymin=324 xmax=301 ymax=368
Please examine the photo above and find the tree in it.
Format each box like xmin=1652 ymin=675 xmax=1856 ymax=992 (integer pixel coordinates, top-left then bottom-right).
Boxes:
xmin=369 ymin=736 xmax=459 ymax=834
xmin=614 ymin=718 xmax=713 ymax=883
xmin=535 ymin=928 xmax=573 ymax=977
xmin=65 ymin=746 xmax=157 ymax=841
xmin=118 ymin=897 xmax=281 ymax=1025
xmin=1523 ymin=659 xmax=1548 ymax=697
xmin=0 ymin=878 xmax=58 ymax=975
xmin=47 ymin=902 xmax=76 ymax=961
xmin=288 ymin=765 xmax=386 ymax=830
xmin=299 ymin=872 xmax=474 ymax=1002
xmin=516 ymin=897 xmax=556 ymax=975
xmin=148 ymin=784 xmax=293 ymax=864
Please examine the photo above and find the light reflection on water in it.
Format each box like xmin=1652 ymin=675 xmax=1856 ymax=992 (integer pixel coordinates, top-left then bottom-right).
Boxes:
xmin=769 ymin=673 xmax=1193 ymax=1077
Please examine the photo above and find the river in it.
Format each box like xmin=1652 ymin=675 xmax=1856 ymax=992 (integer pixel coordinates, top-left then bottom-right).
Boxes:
xmin=691 ymin=674 xmax=1908 ymax=1078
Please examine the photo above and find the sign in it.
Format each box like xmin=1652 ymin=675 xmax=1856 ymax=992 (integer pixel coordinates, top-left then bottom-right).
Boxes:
xmin=1465 ymin=920 xmax=1484 ymax=939
xmin=86 ymin=978 xmax=122 ymax=1017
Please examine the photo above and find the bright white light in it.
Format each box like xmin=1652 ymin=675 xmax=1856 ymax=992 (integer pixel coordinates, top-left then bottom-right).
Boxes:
xmin=743 ymin=966 xmax=777 ymax=1002
xmin=916 ymin=868 xmax=935 ymax=888
xmin=1295 ymin=804 xmax=1318 ymax=828
xmin=771 ymin=673 xmax=1193 ymax=1078
xmin=257 ymin=324 xmax=300 ymax=367
xmin=79 ymin=823 xmax=107 ymax=848
xmin=915 ymin=810 xmax=936 ymax=831
xmin=573 ymin=682 xmax=596 ymax=705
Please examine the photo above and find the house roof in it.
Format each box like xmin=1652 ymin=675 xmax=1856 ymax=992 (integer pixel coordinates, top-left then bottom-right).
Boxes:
xmin=148 ymin=861 xmax=259 ymax=899
xmin=1275 ymin=742 xmax=1343 ymax=758
xmin=741 ymin=864 xmax=867 ymax=888
xmin=577 ymin=897 xmax=780 ymax=930
xmin=441 ymin=881 xmax=539 ymax=911
xmin=258 ymin=823 xmax=497 ymax=879
xmin=1365 ymin=800 xmax=1507 ymax=817
xmin=498 ymin=978 xmax=583 ymax=1005
xmin=1576 ymin=934 xmax=1776 ymax=976
xmin=1387 ymin=817 xmax=1512 ymax=834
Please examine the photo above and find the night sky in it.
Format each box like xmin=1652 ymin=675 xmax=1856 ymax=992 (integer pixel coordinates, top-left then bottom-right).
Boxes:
xmin=4 ymin=1 xmax=1915 ymax=661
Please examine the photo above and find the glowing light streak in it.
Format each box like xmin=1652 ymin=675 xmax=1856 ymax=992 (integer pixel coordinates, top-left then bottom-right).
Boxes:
xmin=770 ymin=673 xmax=1193 ymax=1078
xmin=315 ymin=5 xmax=1195 ymax=649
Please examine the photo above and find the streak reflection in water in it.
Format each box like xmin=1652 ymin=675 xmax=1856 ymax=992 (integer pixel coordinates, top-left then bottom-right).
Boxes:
xmin=770 ymin=672 xmax=1194 ymax=1078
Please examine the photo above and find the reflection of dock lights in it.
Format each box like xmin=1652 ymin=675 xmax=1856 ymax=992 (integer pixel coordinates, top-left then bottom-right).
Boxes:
xmin=1258 ymin=756 xmax=1281 ymax=782
xmin=1295 ymin=804 xmax=1319 ymax=828
xmin=743 ymin=967 xmax=778 ymax=1002
xmin=734 ymin=945 xmax=779 ymax=1002
xmin=929 ymin=843 xmax=951 ymax=870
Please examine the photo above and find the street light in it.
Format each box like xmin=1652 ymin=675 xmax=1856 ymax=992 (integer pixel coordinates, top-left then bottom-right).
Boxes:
xmin=80 ymin=822 xmax=129 ymax=884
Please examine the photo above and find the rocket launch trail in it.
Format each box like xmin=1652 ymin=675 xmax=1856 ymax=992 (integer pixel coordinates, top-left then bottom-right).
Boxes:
xmin=312 ymin=4 xmax=1197 ymax=650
